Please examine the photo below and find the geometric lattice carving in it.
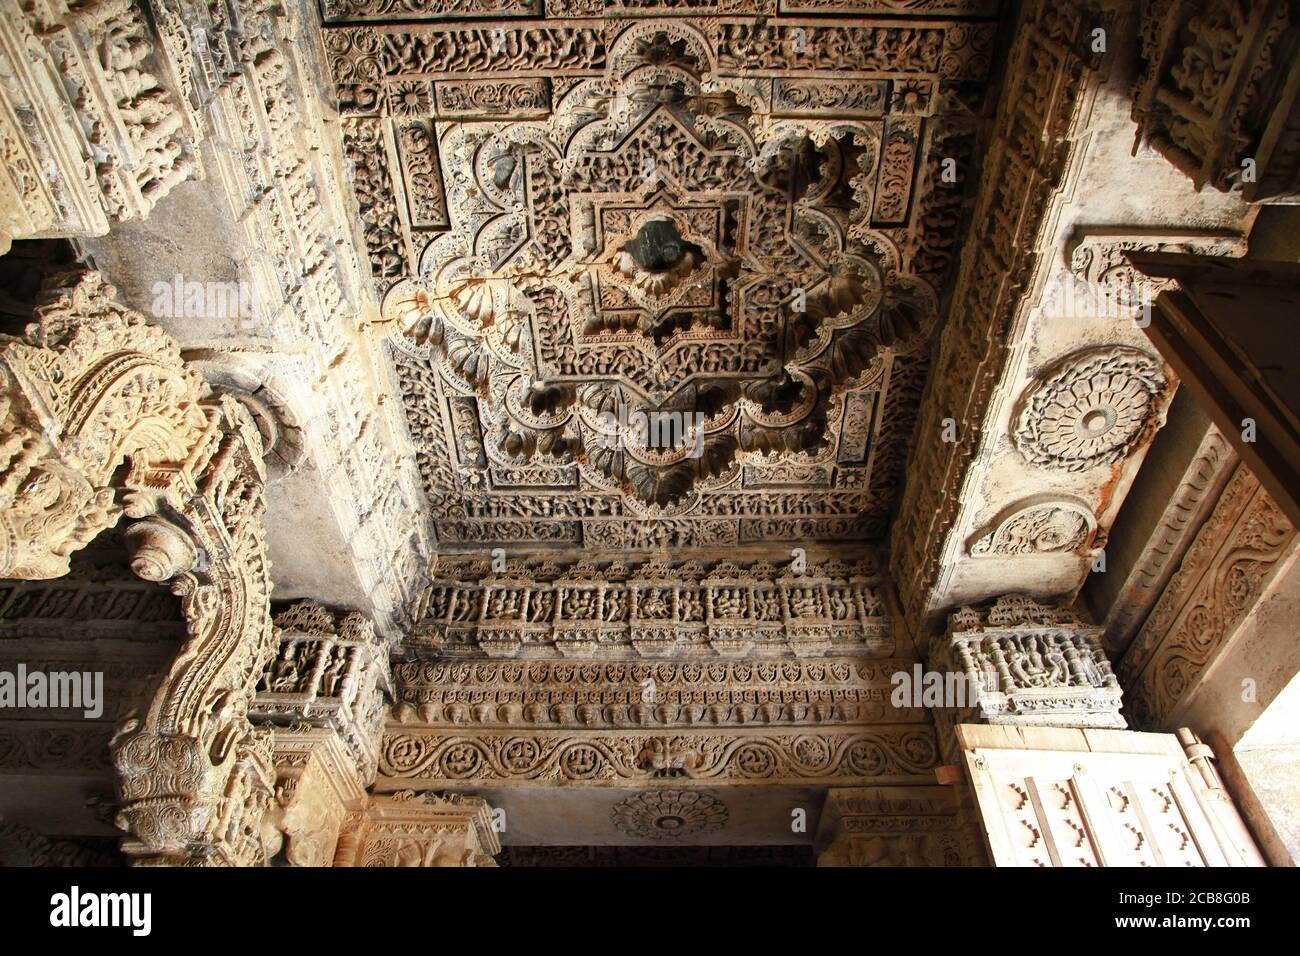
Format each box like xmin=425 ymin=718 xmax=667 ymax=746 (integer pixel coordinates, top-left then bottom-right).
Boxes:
xmin=960 ymin=724 xmax=1264 ymax=867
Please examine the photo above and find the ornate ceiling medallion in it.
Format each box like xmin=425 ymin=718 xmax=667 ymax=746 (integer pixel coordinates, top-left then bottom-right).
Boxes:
xmin=335 ymin=12 xmax=994 ymax=547
xmin=383 ymin=42 xmax=912 ymax=508
xmin=1012 ymin=347 xmax=1172 ymax=474
xmin=610 ymin=789 xmax=728 ymax=842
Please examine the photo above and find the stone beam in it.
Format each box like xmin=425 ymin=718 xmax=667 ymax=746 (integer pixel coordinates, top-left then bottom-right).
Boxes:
xmin=891 ymin=0 xmax=1253 ymax=633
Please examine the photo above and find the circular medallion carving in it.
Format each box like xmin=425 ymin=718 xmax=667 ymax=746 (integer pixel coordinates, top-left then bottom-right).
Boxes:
xmin=610 ymin=789 xmax=728 ymax=841
xmin=1013 ymin=347 xmax=1168 ymax=472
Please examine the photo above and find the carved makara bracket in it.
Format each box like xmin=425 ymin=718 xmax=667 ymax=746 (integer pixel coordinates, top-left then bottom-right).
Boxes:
xmin=1 ymin=270 xmax=278 ymax=865
xmin=109 ymin=395 xmax=277 ymax=864
xmin=0 ymin=272 xmax=209 ymax=579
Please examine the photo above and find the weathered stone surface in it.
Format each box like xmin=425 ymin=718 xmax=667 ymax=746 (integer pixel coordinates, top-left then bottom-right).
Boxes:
xmin=0 ymin=0 xmax=1294 ymax=869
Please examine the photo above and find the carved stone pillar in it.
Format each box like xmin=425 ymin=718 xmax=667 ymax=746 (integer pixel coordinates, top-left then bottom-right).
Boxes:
xmin=0 ymin=0 xmax=200 ymax=250
xmin=927 ymin=596 xmax=1125 ymax=764
xmin=1 ymin=271 xmax=277 ymax=865
xmin=815 ymin=786 xmax=986 ymax=867
xmin=335 ymin=791 xmax=500 ymax=867
xmin=251 ymin=601 xmax=390 ymax=866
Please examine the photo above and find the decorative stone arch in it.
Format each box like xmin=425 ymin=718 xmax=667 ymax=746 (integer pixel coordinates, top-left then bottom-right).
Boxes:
xmin=0 ymin=271 xmax=276 ymax=865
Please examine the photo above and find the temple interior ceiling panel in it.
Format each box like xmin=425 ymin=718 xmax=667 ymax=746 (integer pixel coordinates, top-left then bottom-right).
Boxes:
xmin=1 ymin=0 xmax=1298 ymax=879
xmin=329 ymin=8 xmax=1000 ymax=551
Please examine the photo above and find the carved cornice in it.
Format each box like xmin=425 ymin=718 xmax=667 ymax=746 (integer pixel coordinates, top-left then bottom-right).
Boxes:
xmin=390 ymin=656 xmax=924 ymax=728
xmin=0 ymin=822 xmax=118 ymax=867
xmin=0 ymin=720 xmax=115 ymax=774
xmin=1131 ymin=0 xmax=1300 ymax=203
xmin=0 ymin=573 xmax=186 ymax=644
xmin=0 ymin=0 xmax=199 ymax=247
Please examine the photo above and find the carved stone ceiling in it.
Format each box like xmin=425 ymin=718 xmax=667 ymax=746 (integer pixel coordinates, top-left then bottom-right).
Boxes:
xmin=327 ymin=4 xmax=1001 ymax=552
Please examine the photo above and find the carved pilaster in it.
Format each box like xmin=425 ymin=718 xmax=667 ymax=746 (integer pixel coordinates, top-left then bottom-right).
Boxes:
xmin=1086 ymin=415 xmax=1237 ymax=659
xmin=815 ymin=786 xmax=985 ymax=867
xmin=337 ymin=791 xmax=500 ymax=867
xmin=1120 ymin=462 xmax=1297 ymax=728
